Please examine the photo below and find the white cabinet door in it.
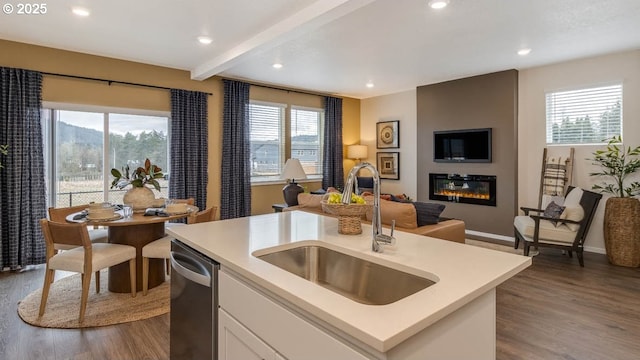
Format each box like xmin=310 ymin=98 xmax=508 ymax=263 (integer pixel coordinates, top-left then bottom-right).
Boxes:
xmin=219 ymin=308 xmax=276 ymax=360
xmin=219 ymin=270 xmax=370 ymax=360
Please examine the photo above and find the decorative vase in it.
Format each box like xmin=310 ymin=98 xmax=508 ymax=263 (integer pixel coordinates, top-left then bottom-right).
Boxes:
xmin=123 ymin=186 xmax=156 ymax=212
xmin=603 ymin=197 xmax=640 ymax=267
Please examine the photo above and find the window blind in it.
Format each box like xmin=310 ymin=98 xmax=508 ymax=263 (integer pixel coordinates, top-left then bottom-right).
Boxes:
xmin=291 ymin=107 xmax=324 ymax=176
xmin=249 ymin=102 xmax=284 ymax=178
xmin=545 ymin=84 xmax=622 ymax=145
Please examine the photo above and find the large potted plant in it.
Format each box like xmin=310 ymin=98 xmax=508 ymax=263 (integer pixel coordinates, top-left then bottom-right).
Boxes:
xmin=111 ymin=158 xmax=164 ymax=211
xmin=589 ymin=136 xmax=640 ymax=267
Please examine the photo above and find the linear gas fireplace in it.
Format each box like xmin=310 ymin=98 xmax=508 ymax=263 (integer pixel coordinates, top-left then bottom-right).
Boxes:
xmin=429 ymin=173 xmax=497 ymax=206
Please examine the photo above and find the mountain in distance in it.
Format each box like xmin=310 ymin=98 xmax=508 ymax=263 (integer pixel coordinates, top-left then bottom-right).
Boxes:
xmin=57 ymin=121 xmax=103 ymax=147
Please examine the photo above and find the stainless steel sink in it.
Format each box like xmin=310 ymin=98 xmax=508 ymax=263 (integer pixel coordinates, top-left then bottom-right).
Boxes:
xmin=256 ymin=245 xmax=436 ymax=305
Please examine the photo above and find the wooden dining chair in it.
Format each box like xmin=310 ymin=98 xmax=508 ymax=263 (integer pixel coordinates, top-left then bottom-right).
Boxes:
xmin=48 ymin=204 xmax=108 ymax=249
xmin=39 ymin=219 xmax=137 ymax=322
xmin=141 ymin=206 xmax=218 ymax=295
xmin=187 ymin=206 xmax=217 ymax=224
xmin=165 ymin=198 xmax=196 ymax=230
xmin=174 ymin=198 xmax=195 ymax=205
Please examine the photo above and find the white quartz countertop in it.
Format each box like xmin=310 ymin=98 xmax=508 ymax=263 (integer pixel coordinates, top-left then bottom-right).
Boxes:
xmin=167 ymin=211 xmax=531 ymax=353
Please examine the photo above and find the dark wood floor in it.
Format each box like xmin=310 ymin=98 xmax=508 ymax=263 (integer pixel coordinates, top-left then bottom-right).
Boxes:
xmin=1 ymin=248 xmax=639 ymax=360
xmin=496 ymin=248 xmax=640 ymax=360
xmin=0 ymin=267 xmax=169 ymax=360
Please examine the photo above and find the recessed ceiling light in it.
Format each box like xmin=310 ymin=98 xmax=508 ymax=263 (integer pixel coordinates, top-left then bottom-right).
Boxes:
xmin=366 ymin=82 xmax=374 ymax=88
xmin=428 ymin=0 xmax=449 ymax=9
xmin=197 ymin=36 xmax=213 ymax=45
xmin=518 ymin=48 xmax=532 ymax=56
xmin=272 ymin=63 xmax=283 ymax=69
xmin=71 ymin=7 xmax=90 ymax=17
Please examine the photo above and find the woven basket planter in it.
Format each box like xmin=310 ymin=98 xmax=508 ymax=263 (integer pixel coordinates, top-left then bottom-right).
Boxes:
xmin=604 ymin=197 xmax=640 ymax=267
xmin=321 ymin=201 xmax=372 ymax=235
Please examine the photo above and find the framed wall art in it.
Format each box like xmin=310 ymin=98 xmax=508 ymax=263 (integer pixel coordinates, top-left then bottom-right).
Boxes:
xmin=377 ymin=152 xmax=400 ymax=180
xmin=376 ymin=120 xmax=399 ymax=149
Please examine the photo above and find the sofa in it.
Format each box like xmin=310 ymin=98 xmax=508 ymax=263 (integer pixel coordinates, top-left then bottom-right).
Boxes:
xmin=283 ymin=193 xmax=466 ymax=243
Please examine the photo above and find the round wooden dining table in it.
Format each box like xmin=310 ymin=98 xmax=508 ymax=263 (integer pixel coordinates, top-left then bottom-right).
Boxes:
xmin=66 ymin=207 xmax=197 ymax=293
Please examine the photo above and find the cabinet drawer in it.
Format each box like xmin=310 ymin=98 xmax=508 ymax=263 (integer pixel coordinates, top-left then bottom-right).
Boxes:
xmin=219 ymin=270 xmax=369 ymax=360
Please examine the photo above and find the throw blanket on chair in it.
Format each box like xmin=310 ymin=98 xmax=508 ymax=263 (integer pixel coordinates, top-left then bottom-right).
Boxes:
xmin=542 ymin=156 xmax=568 ymax=196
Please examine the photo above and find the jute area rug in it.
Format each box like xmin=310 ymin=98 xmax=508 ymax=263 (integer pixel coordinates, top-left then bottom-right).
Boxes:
xmin=17 ymin=269 xmax=169 ymax=329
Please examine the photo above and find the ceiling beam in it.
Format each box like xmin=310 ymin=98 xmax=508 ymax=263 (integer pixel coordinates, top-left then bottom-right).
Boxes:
xmin=190 ymin=0 xmax=376 ymax=80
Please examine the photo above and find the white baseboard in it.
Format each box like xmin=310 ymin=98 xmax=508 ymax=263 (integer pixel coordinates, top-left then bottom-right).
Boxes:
xmin=583 ymin=246 xmax=606 ymax=254
xmin=465 ymin=230 xmax=515 ymax=243
xmin=465 ymin=230 xmax=607 ymax=254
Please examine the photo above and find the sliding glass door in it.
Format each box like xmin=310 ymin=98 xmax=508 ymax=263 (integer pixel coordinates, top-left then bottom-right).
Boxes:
xmin=42 ymin=106 xmax=170 ymax=208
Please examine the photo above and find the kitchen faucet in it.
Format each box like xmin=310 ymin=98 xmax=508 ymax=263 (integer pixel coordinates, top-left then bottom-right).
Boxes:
xmin=342 ymin=163 xmax=395 ymax=253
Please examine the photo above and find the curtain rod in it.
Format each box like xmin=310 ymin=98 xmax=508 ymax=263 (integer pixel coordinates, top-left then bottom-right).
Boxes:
xmin=41 ymin=72 xmax=213 ymax=96
xmin=220 ymin=77 xmax=338 ymax=99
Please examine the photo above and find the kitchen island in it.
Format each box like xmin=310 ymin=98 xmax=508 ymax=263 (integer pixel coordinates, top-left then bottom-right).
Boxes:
xmin=167 ymin=211 xmax=531 ymax=360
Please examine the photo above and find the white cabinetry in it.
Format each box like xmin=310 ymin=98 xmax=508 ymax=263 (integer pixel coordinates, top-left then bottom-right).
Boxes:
xmin=219 ymin=308 xmax=284 ymax=360
xmin=219 ymin=268 xmax=497 ymax=360
xmin=219 ymin=269 xmax=368 ymax=360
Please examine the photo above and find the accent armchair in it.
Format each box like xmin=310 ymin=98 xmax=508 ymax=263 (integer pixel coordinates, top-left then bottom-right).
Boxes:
xmin=514 ymin=186 xmax=602 ymax=266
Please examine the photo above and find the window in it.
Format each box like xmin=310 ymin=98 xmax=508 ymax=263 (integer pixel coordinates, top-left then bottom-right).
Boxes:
xmin=249 ymin=102 xmax=285 ymax=181
xmin=249 ymin=102 xmax=324 ymax=183
xmin=291 ymin=107 xmax=324 ymax=176
xmin=545 ymin=84 xmax=622 ymax=145
xmin=42 ymin=105 xmax=170 ymax=208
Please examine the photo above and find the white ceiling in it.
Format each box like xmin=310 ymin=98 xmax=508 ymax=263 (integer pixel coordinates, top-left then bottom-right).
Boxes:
xmin=1 ymin=0 xmax=639 ymax=99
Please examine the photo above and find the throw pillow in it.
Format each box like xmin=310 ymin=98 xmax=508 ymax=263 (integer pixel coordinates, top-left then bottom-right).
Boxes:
xmin=297 ymin=193 xmax=324 ymax=210
xmin=390 ymin=194 xmax=413 ymax=203
xmin=413 ymin=202 xmax=446 ymax=226
xmin=563 ymin=187 xmax=584 ymax=208
xmin=543 ymin=201 xmax=565 ymax=226
xmin=560 ymin=205 xmax=584 ymax=232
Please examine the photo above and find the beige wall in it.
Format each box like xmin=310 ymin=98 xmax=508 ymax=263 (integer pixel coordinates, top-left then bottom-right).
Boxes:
xmin=0 ymin=39 xmax=360 ymax=216
xmin=360 ymin=90 xmax=417 ymax=197
xmin=518 ymin=50 xmax=640 ymax=253
xmin=341 ymin=96 xmax=362 ymax=179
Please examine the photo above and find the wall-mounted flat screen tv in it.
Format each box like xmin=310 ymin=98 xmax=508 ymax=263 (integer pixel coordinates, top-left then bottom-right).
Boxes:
xmin=433 ymin=128 xmax=492 ymax=163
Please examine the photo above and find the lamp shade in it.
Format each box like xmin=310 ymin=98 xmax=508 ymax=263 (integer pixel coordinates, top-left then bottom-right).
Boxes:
xmin=281 ymin=158 xmax=307 ymax=181
xmin=347 ymin=145 xmax=368 ymax=160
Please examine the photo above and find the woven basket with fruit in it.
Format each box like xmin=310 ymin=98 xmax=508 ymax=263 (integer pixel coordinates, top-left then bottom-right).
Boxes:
xmin=321 ymin=193 xmax=372 ymax=235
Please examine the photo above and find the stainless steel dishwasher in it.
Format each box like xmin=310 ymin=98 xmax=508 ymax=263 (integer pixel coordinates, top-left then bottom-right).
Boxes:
xmin=170 ymin=239 xmax=219 ymax=360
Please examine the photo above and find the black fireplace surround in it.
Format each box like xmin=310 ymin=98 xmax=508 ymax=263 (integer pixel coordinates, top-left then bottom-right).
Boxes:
xmin=429 ymin=173 xmax=496 ymax=206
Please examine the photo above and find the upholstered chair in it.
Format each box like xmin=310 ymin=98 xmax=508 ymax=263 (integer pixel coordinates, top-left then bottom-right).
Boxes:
xmin=514 ymin=186 xmax=602 ymax=266
xmin=141 ymin=206 xmax=218 ymax=295
xmin=39 ymin=219 xmax=136 ymax=322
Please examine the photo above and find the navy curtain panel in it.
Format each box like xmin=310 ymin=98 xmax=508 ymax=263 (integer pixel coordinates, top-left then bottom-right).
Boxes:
xmin=322 ymin=96 xmax=344 ymax=190
xmin=0 ymin=67 xmax=47 ymax=270
xmin=220 ymin=79 xmax=251 ymax=219
xmin=169 ymin=89 xmax=208 ymax=211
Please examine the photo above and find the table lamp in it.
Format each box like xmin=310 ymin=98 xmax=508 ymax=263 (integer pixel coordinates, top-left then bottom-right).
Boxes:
xmin=281 ymin=158 xmax=307 ymax=206
xmin=347 ymin=144 xmax=368 ymax=163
